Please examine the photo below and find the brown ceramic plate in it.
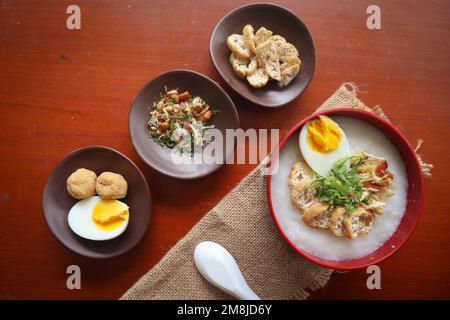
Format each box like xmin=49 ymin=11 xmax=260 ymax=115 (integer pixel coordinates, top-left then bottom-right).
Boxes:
xmin=129 ymin=69 xmax=239 ymax=179
xmin=42 ymin=146 xmax=151 ymax=258
xmin=210 ymin=3 xmax=316 ymax=107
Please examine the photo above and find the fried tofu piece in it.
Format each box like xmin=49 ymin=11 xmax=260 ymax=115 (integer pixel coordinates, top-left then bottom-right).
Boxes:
xmin=288 ymin=161 xmax=313 ymax=188
xmin=243 ymin=24 xmax=256 ymax=54
xmin=255 ymin=40 xmax=278 ymax=67
xmin=277 ymin=43 xmax=299 ymax=62
xmin=246 ymin=67 xmax=269 ymax=88
xmin=343 ymin=207 xmax=375 ymax=239
xmin=329 ymin=206 xmax=346 ymax=237
xmin=302 ymin=202 xmax=331 ymax=229
xmin=227 ymin=34 xmax=250 ymax=59
xmin=280 ymin=63 xmax=300 ymax=87
xmin=254 ymin=27 xmax=273 ymax=46
xmin=230 ymin=54 xmax=257 ymax=77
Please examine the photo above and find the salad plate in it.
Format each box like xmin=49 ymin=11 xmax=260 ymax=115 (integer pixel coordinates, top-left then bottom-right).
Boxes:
xmin=129 ymin=69 xmax=239 ymax=179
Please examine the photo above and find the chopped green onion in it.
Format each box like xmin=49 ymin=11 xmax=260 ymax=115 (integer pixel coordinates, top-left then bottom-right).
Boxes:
xmin=311 ymin=156 xmax=364 ymax=213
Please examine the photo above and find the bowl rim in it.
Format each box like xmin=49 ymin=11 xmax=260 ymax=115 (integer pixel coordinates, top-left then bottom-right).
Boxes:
xmin=42 ymin=145 xmax=151 ymax=259
xmin=266 ymin=108 xmax=424 ymax=270
xmin=128 ymin=69 xmax=240 ymax=179
xmin=209 ymin=2 xmax=316 ymax=108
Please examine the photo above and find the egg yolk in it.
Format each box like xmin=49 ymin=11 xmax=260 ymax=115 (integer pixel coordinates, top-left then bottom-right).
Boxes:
xmin=92 ymin=199 xmax=128 ymax=231
xmin=306 ymin=116 xmax=341 ymax=153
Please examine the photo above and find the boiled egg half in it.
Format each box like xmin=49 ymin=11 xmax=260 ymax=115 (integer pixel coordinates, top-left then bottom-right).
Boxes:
xmin=68 ymin=196 xmax=129 ymax=241
xmin=299 ymin=116 xmax=350 ymax=176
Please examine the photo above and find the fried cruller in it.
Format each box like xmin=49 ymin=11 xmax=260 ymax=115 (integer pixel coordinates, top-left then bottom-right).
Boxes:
xmin=288 ymin=151 xmax=394 ymax=240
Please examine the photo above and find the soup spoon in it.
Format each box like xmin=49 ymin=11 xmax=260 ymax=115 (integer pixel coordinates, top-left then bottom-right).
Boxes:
xmin=194 ymin=241 xmax=261 ymax=300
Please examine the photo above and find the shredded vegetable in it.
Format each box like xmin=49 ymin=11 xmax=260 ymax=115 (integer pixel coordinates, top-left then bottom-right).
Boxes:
xmin=147 ymin=88 xmax=217 ymax=155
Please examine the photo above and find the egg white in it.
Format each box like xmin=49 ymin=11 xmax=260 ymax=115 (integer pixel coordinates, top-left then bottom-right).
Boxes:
xmin=68 ymin=196 xmax=129 ymax=241
xmin=299 ymin=120 xmax=350 ymax=176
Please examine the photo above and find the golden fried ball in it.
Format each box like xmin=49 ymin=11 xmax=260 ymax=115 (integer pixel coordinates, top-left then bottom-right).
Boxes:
xmin=66 ymin=168 xmax=97 ymax=199
xmin=96 ymin=172 xmax=128 ymax=199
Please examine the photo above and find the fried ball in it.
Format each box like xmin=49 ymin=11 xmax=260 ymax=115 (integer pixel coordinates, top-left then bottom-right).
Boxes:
xmin=66 ymin=168 xmax=97 ymax=199
xmin=96 ymin=172 xmax=128 ymax=199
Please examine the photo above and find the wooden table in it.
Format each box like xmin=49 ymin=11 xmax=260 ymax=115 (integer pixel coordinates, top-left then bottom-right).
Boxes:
xmin=1 ymin=0 xmax=449 ymax=300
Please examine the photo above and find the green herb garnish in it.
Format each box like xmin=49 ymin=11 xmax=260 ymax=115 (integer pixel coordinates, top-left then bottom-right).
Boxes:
xmin=311 ymin=156 xmax=363 ymax=213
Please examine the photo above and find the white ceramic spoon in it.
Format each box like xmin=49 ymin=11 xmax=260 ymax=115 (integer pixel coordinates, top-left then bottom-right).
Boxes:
xmin=194 ymin=241 xmax=261 ymax=300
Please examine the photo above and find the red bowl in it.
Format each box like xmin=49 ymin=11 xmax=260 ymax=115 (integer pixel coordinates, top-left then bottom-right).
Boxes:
xmin=266 ymin=108 xmax=424 ymax=270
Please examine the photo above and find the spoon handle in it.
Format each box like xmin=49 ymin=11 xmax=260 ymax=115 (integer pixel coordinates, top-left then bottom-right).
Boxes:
xmin=233 ymin=283 xmax=261 ymax=300
xmin=194 ymin=241 xmax=261 ymax=300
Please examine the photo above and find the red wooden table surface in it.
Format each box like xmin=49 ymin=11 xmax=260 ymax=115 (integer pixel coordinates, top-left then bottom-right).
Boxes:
xmin=1 ymin=0 xmax=449 ymax=299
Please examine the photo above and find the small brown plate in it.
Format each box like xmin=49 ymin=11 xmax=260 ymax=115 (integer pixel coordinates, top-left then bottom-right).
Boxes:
xmin=210 ymin=3 xmax=316 ymax=107
xmin=42 ymin=146 xmax=151 ymax=258
xmin=129 ymin=69 xmax=239 ymax=179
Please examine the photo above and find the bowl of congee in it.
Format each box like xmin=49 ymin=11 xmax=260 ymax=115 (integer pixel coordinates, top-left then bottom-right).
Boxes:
xmin=267 ymin=109 xmax=424 ymax=270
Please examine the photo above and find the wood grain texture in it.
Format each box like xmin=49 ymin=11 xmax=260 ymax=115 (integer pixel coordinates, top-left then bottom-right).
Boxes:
xmin=0 ymin=0 xmax=449 ymax=299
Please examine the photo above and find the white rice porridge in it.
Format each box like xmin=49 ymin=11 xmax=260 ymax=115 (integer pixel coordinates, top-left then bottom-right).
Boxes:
xmin=270 ymin=116 xmax=408 ymax=261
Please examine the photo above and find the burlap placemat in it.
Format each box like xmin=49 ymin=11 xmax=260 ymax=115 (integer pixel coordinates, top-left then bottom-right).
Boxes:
xmin=121 ymin=83 xmax=431 ymax=300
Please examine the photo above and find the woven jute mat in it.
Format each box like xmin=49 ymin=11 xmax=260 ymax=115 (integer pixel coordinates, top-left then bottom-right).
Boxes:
xmin=121 ymin=83 xmax=431 ymax=300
